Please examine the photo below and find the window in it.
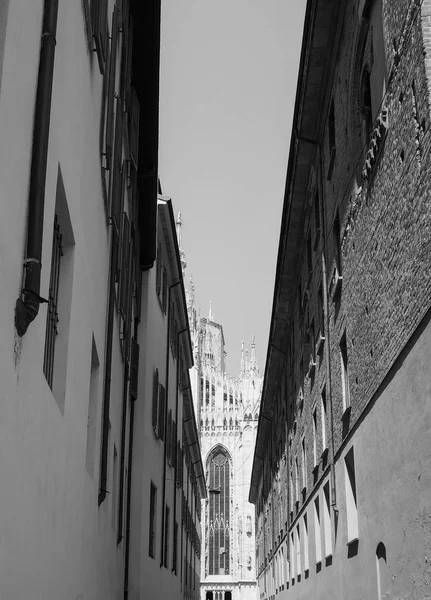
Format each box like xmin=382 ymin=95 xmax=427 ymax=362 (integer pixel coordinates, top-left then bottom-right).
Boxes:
xmin=295 ymin=524 xmax=301 ymax=578
xmin=314 ymin=497 xmax=322 ymax=564
xmin=152 ymin=368 xmax=166 ymax=440
xmin=317 ymin=284 xmax=324 ymax=337
xmin=85 ymin=336 xmax=100 ymax=477
xmin=312 ymin=409 xmax=318 ymax=468
xmin=112 ymin=445 xmax=118 ymax=530
xmin=43 ymin=168 xmax=75 ymax=413
xmin=323 ymin=482 xmax=332 ymax=558
xmin=344 ymin=447 xmax=359 ymax=542
xmin=149 ymin=482 xmax=157 ymax=558
xmin=376 ymin=542 xmax=387 ymax=600
xmin=307 ymin=233 xmax=312 ymax=277
xmin=161 ymin=266 xmax=168 ymax=313
xmin=340 ymin=332 xmax=350 ymax=412
xmin=360 ymin=66 xmax=373 ymax=143
xmin=290 ymin=532 xmax=295 ymax=583
xmin=294 ymin=458 xmax=299 ymax=504
xmin=173 ymin=521 xmax=178 ymax=574
xmin=333 ymin=211 xmax=342 ymax=274
xmin=164 ymin=505 xmax=170 ymax=567
xmin=303 ymin=514 xmax=309 ymax=573
xmin=90 ymin=0 xmax=108 ymax=74
xmin=156 ymin=244 xmax=162 ymax=295
xmin=321 ymin=388 xmax=328 ymax=454
xmin=301 ymin=438 xmax=307 ymax=491
xmin=208 ymin=446 xmax=231 ymax=575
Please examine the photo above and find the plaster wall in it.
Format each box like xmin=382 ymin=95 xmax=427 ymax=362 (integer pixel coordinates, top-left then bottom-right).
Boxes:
xmin=0 ymin=1 xmax=128 ymax=598
xmin=260 ymin=313 xmax=431 ymax=600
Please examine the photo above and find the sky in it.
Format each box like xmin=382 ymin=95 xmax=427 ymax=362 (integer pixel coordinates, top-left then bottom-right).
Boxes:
xmin=159 ymin=0 xmax=306 ymax=377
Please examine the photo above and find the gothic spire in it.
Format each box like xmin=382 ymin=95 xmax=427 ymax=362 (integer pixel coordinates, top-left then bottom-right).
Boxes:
xmin=209 ymin=300 xmax=214 ymax=322
xmin=250 ymin=334 xmax=258 ymax=372
xmin=240 ymin=340 xmax=245 ymax=376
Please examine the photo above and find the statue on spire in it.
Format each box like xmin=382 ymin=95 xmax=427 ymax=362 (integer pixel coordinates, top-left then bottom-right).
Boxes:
xmin=175 ymin=211 xmax=187 ymax=278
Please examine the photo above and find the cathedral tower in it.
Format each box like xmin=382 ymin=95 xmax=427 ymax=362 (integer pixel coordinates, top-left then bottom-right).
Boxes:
xmin=176 ymin=213 xmax=262 ymax=600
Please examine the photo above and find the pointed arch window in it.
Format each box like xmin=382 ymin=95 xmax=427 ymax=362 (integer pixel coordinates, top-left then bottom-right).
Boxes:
xmin=207 ymin=447 xmax=231 ymax=575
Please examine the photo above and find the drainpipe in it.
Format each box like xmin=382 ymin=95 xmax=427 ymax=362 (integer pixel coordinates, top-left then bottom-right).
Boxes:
xmin=98 ymin=233 xmax=118 ymax=505
xmin=15 ymin=0 xmax=59 ymax=336
xmin=318 ymin=138 xmax=338 ymax=515
xmin=160 ymin=280 xmax=181 ymax=567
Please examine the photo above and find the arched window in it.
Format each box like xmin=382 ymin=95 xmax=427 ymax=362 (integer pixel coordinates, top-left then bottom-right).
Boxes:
xmin=376 ymin=542 xmax=387 ymax=600
xmin=207 ymin=446 xmax=231 ymax=575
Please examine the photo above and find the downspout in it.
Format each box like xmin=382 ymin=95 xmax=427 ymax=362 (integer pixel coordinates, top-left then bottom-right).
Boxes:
xmin=123 ymin=397 xmax=135 ymax=600
xmin=318 ymin=142 xmax=338 ymax=515
xmin=124 ymin=318 xmax=139 ymax=600
xmin=117 ymin=360 xmax=129 ymax=544
xmin=98 ymin=233 xmax=118 ymax=505
xmin=15 ymin=0 xmax=59 ymax=336
xmin=160 ymin=280 xmax=181 ymax=567
xmin=173 ymin=328 xmax=188 ymax=574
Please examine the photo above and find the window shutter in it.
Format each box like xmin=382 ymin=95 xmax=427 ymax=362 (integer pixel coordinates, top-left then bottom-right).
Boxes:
xmin=171 ymin=420 xmax=176 ymax=469
xmin=167 ymin=410 xmax=172 ymax=463
xmin=111 ymin=98 xmax=124 ymax=232
xmin=158 ymin=385 xmax=166 ymax=441
xmin=152 ymin=368 xmax=159 ymax=431
xmin=129 ymin=338 xmax=139 ymax=400
xmin=105 ymin=6 xmax=118 ymax=170
xmin=91 ymin=0 xmax=109 ymax=74
xmin=156 ymin=245 xmax=162 ymax=296
xmin=162 ymin=268 xmax=168 ymax=313
xmin=119 ymin=213 xmax=130 ymax=319
xmin=129 ymin=86 xmax=140 ymax=169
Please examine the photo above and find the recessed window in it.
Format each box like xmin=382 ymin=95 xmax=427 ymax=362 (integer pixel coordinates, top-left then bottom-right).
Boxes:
xmin=314 ymin=497 xmax=322 ymax=564
xmin=323 ymin=482 xmax=332 ymax=558
xmin=321 ymin=388 xmax=328 ymax=453
xmin=303 ymin=514 xmax=309 ymax=572
xmin=164 ymin=504 xmax=170 ymax=567
xmin=344 ymin=447 xmax=359 ymax=542
xmin=43 ymin=168 xmax=75 ymax=413
xmin=340 ymin=332 xmax=350 ymax=412
xmin=149 ymin=482 xmax=157 ymax=558
xmin=301 ymin=438 xmax=307 ymax=491
xmin=312 ymin=409 xmax=318 ymax=467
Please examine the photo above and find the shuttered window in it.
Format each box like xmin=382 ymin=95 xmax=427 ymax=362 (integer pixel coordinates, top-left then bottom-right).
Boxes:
xmin=152 ymin=368 xmax=159 ymax=431
xmin=105 ymin=5 xmax=119 ymax=169
xmin=111 ymin=98 xmax=124 ymax=233
xmin=119 ymin=213 xmax=130 ymax=319
xmin=167 ymin=410 xmax=172 ymax=464
xmin=129 ymin=338 xmax=139 ymax=400
xmin=158 ymin=384 xmax=166 ymax=441
xmin=91 ymin=0 xmax=108 ymax=74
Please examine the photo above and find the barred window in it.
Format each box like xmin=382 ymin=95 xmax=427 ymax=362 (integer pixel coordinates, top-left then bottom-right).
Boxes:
xmin=149 ymin=482 xmax=157 ymax=558
xmin=43 ymin=214 xmax=62 ymax=389
xmin=208 ymin=446 xmax=231 ymax=575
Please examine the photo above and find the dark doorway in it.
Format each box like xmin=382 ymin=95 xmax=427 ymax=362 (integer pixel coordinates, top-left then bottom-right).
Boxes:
xmin=225 ymin=592 xmax=232 ymax=600
xmin=206 ymin=593 xmax=213 ymax=600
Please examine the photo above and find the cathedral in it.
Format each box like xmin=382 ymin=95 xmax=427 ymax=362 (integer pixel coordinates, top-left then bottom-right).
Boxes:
xmin=176 ymin=214 xmax=263 ymax=600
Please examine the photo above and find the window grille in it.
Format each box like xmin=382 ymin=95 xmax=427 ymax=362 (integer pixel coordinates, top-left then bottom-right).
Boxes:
xmin=43 ymin=215 xmax=63 ymax=388
xmin=149 ymin=482 xmax=157 ymax=558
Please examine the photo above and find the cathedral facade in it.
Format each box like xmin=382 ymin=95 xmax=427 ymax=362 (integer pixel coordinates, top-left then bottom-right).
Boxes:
xmin=177 ymin=215 xmax=262 ymax=600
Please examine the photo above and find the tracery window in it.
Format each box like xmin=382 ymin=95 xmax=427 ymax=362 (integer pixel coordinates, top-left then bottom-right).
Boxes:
xmin=207 ymin=447 xmax=231 ymax=575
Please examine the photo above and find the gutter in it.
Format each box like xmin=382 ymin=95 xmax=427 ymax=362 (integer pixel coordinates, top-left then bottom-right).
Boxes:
xmin=15 ymin=0 xmax=59 ymax=336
